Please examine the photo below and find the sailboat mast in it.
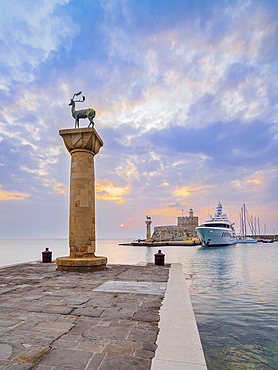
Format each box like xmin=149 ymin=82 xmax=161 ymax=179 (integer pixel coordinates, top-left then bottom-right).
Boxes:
xmin=240 ymin=207 xmax=243 ymax=236
xmin=243 ymin=204 xmax=247 ymax=237
xmin=264 ymin=224 xmax=266 ymax=238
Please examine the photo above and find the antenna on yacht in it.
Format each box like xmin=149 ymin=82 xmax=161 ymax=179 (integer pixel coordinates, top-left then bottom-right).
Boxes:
xmin=229 ymin=197 xmax=232 ymax=223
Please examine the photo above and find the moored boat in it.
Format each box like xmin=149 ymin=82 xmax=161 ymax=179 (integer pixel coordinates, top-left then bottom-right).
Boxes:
xmin=196 ymin=202 xmax=237 ymax=247
xmin=236 ymin=237 xmax=257 ymax=243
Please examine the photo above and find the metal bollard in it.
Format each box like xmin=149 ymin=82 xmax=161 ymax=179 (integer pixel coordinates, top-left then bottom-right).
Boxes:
xmin=155 ymin=250 xmax=165 ymax=266
xmin=42 ymin=247 xmax=52 ymax=263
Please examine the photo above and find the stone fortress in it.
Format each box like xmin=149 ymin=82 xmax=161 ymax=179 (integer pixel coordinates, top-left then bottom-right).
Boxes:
xmin=151 ymin=209 xmax=199 ymax=242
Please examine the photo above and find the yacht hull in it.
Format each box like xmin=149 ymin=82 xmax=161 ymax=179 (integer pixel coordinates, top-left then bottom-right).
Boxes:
xmin=196 ymin=227 xmax=237 ymax=247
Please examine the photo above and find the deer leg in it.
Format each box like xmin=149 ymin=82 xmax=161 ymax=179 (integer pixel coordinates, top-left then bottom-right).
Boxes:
xmin=88 ymin=119 xmax=94 ymax=128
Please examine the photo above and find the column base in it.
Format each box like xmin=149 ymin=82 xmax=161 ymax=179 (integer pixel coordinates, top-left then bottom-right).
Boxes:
xmin=56 ymin=256 xmax=107 ymax=272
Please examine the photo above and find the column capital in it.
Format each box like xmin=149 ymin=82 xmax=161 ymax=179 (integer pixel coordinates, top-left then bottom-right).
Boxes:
xmin=59 ymin=127 xmax=103 ymax=155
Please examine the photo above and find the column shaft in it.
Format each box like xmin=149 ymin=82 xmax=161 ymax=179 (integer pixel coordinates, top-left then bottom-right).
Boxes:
xmin=70 ymin=150 xmax=95 ymax=258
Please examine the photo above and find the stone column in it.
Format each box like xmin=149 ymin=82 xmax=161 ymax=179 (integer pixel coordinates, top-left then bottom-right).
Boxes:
xmin=145 ymin=218 xmax=152 ymax=242
xmin=56 ymin=127 xmax=107 ymax=272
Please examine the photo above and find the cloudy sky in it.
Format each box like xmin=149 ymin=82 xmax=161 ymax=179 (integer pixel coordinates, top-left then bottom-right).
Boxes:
xmin=0 ymin=0 xmax=278 ymax=239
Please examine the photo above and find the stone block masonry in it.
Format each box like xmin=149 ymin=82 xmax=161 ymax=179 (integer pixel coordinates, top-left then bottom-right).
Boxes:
xmin=152 ymin=209 xmax=199 ymax=241
xmin=152 ymin=225 xmax=192 ymax=242
xmin=56 ymin=127 xmax=107 ymax=272
xmin=70 ymin=151 xmax=96 ymax=257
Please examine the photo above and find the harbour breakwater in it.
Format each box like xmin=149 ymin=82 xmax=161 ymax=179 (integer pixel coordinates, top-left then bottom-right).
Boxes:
xmin=120 ymin=240 xmax=201 ymax=246
xmin=244 ymin=234 xmax=278 ymax=241
xmin=0 ymin=261 xmax=207 ymax=369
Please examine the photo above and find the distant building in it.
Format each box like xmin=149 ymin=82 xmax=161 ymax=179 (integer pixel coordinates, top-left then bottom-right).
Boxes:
xmin=151 ymin=209 xmax=198 ymax=241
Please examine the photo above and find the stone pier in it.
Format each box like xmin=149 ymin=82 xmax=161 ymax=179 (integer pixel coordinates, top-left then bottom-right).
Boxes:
xmin=56 ymin=127 xmax=107 ymax=272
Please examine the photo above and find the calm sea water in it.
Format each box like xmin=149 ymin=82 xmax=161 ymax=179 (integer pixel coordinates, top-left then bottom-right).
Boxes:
xmin=0 ymin=239 xmax=277 ymax=369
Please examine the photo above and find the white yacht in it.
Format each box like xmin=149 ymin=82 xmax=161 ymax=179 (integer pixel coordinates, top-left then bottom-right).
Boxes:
xmin=196 ymin=203 xmax=237 ymax=247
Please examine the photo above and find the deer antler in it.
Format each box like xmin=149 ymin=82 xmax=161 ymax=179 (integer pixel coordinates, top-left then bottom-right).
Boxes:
xmin=72 ymin=91 xmax=85 ymax=102
xmin=72 ymin=91 xmax=81 ymax=99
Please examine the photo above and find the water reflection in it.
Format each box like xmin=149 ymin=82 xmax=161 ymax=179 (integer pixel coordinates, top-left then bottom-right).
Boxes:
xmin=145 ymin=246 xmax=155 ymax=262
xmin=189 ymin=243 xmax=278 ymax=369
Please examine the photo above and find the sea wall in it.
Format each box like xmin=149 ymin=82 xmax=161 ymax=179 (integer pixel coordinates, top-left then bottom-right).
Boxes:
xmin=152 ymin=225 xmax=198 ymax=242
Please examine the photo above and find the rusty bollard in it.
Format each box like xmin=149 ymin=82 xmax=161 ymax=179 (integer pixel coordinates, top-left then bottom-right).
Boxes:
xmin=155 ymin=250 xmax=165 ymax=266
xmin=42 ymin=247 xmax=52 ymax=263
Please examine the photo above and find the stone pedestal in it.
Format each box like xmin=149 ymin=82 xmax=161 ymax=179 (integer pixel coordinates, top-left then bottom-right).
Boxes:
xmin=56 ymin=128 xmax=107 ymax=272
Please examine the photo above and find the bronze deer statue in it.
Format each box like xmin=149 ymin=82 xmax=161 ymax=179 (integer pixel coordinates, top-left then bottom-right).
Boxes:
xmin=69 ymin=91 xmax=96 ymax=128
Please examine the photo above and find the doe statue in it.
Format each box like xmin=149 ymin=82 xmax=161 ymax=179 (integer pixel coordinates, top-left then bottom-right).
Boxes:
xmin=69 ymin=91 xmax=96 ymax=128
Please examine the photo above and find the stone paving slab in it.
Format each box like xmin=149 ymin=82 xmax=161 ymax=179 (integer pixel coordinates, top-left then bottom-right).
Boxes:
xmin=94 ymin=281 xmax=166 ymax=295
xmin=0 ymin=262 xmax=169 ymax=369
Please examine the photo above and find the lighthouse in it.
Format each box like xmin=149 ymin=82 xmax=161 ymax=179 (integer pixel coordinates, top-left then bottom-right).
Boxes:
xmin=145 ymin=216 xmax=152 ymax=242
